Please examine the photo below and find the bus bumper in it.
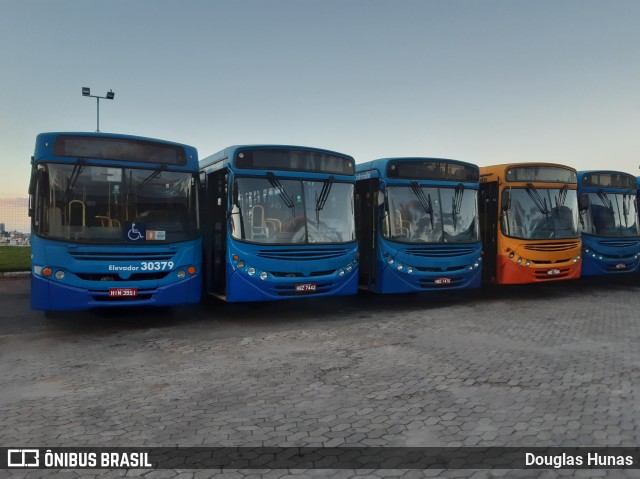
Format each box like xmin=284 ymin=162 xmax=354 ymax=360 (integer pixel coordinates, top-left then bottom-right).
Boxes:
xmin=225 ymin=266 xmax=359 ymax=302
xmin=31 ymin=274 xmax=202 ymax=311
xmin=496 ymin=256 xmax=581 ymax=284
xmin=580 ymin=254 xmax=640 ymax=276
xmin=374 ymin=262 xmax=482 ymax=294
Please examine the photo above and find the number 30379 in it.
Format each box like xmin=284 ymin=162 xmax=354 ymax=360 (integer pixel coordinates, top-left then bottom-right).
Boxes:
xmin=140 ymin=261 xmax=174 ymax=271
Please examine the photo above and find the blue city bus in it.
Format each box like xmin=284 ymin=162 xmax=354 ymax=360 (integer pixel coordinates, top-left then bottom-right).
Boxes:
xmin=29 ymin=132 xmax=202 ymax=311
xmin=577 ymin=170 xmax=640 ymax=276
xmin=355 ymin=158 xmax=482 ymax=293
xmin=199 ymin=145 xmax=358 ymax=301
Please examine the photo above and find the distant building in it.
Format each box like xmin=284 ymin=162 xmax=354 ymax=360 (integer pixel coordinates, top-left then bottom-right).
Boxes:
xmin=0 ymin=223 xmax=4 ymax=233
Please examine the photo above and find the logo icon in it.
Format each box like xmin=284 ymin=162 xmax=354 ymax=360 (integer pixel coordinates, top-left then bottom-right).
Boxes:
xmin=8 ymin=449 xmax=39 ymax=467
xmin=125 ymin=222 xmax=146 ymax=242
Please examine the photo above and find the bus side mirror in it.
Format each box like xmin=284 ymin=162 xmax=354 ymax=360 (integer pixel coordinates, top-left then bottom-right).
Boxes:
xmin=500 ymin=190 xmax=510 ymax=212
xmin=578 ymin=193 xmax=590 ymax=211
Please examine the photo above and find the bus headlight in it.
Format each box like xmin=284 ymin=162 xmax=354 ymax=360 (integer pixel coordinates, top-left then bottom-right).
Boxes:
xmin=388 ymin=258 xmax=394 ymax=265
xmin=525 ymin=261 xmax=531 ymax=267
xmin=33 ymin=265 xmax=43 ymax=275
xmin=407 ymin=267 xmax=414 ymax=274
xmin=237 ymin=260 xmax=245 ymax=269
xmin=259 ymin=272 xmax=268 ymax=280
xmin=338 ymin=269 xmax=345 ymax=276
xmin=247 ymin=267 xmax=256 ymax=276
xmin=346 ymin=264 xmax=353 ymax=272
xmin=396 ymin=263 xmax=403 ymax=271
xmin=177 ymin=269 xmax=186 ymax=279
xmin=55 ymin=271 xmax=65 ymax=280
xmin=509 ymin=252 xmax=515 ymax=259
xmin=517 ymin=258 xmax=522 ymax=264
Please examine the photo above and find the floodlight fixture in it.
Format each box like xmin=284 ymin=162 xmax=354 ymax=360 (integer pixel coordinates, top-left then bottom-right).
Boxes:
xmin=81 ymin=87 xmax=116 ymax=132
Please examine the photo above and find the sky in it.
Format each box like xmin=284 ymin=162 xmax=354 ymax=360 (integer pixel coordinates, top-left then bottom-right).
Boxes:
xmin=1 ymin=0 xmax=639 ymax=199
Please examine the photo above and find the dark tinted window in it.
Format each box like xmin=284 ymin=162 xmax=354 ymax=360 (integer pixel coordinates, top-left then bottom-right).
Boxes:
xmin=53 ymin=135 xmax=186 ymax=165
xmin=506 ymin=166 xmax=577 ymax=183
xmin=235 ymin=149 xmax=354 ymax=175
xmin=582 ymin=173 xmax=636 ymax=189
xmin=386 ymin=160 xmax=479 ymax=182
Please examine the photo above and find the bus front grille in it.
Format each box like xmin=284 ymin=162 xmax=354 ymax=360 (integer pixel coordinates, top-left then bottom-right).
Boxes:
xmin=69 ymin=252 xmax=175 ymax=261
xmin=523 ymin=242 xmax=579 ymax=252
xmin=599 ymin=239 xmax=640 ymax=248
xmin=403 ymin=247 xmax=477 ymax=258
xmin=256 ymin=249 xmax=347 ymax=261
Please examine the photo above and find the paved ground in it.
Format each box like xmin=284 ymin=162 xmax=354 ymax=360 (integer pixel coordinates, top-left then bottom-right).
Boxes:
xmin=2 ymin=276 xmax=640 ymax=478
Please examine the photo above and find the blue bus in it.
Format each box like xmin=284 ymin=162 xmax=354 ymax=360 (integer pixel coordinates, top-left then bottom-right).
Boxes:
xmin=577 ymin=170 xmax=640 ymax=276
xmin=29 ymin=132 xmax=202 ymax=311
xmin=355 ymin=157 xmax=482 ymax=293
xmin=199 ymin=145 xmax=358 ymax=301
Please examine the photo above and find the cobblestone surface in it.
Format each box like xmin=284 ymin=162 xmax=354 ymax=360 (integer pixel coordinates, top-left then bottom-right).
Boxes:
xmin=2 ymin=277 xmax=640 ymax=478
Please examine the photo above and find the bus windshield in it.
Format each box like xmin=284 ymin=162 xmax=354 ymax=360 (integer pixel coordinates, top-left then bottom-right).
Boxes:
xmin=232 ymin=177 xmax=355 ymax=244
xmin=580 ymin=192 xmax=639 ymax=237
xmin=502 ymin=187 xmax=579 ymax=240
xmin=32 ymin=163 xmax=199 ymax=243
xmin=382 ymin=185 xmax=480 ymax=243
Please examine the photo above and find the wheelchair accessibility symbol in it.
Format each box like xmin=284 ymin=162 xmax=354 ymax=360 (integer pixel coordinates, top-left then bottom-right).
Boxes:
xmin=125 ymin=222 xmax=146 ymax=241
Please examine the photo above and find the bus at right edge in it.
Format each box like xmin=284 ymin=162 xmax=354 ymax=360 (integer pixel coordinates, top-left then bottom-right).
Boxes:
xmin=577 ymin=170 xmax=640 ymax=276
xmin=478 ymin=163 xmax=582 ymax=284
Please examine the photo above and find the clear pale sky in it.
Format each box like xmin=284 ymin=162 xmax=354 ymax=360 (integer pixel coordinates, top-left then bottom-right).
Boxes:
xmin=1 ymin=0 xmax=639 ymax=198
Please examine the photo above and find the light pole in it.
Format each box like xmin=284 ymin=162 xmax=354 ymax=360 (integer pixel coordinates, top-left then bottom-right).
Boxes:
xmin=82 ymin=87 xmax=115 ymax=132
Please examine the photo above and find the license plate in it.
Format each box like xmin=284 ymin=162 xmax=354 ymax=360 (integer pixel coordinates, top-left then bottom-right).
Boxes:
xmin=434 ymin=277 xmax=452 ymax=285
xmin=109 ymin=288 xmax=138 ymax=297
xmin=295 ymin=283 xmax=317 ymax=293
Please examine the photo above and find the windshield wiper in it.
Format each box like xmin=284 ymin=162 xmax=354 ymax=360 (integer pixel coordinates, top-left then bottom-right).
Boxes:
xmin=133 ymin=165 xmax=167 ymax=195
xmin=267 ymin=172 xmax=295 ymax=209
xmin=452 ymin=183 xmax=465 ymax=231
xmin=622 ymin=193 xmax=633 ymax=227
xmin=410 ymin=181 xmax=434 ymax=228
xmin=555 ymin=185 xmax=568 ymax=208
xmin=597 ymin=190 xmax=613 ymax=210
xmin=314 ymin=175 xmax=334 ymax=224
xmin=525 ymin=183 xmax=550 ymax=216
xmin=63 ymin=159 xmax=86 ymax=201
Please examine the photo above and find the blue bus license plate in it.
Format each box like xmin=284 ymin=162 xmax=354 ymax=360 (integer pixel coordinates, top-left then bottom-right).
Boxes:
xmin=109 ymin=288 xmax=138 ymax=297
xmin=295 ymin=283 xmax=317 ymax=293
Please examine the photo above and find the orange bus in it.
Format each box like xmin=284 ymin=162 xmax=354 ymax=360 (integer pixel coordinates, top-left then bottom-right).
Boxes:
xmin=479 ymin=163 xmax=581 ymax=284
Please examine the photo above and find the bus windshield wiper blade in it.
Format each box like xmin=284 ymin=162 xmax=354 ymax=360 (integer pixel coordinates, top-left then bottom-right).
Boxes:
xmin=133 ymin=165 xmax=167 ymax=195
xmin=63 ymin=159 xmax=86 ymax=201
xmin=410 ymin=181 xmax=434 ymax=228
xmin=266 ymin=172 xmax=295 ymax=208
xmin=452 ymin=183 xmax=465 ymax=231
xmin=555 ymin=185 xmax=568 ymax=208
xmin=525 ymin=183 xmax=550 ymax=216
xmin=597 ymin=190 xmax=613 ymax=210
xmin=315 ymin=175 xmax=334 ymax=225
